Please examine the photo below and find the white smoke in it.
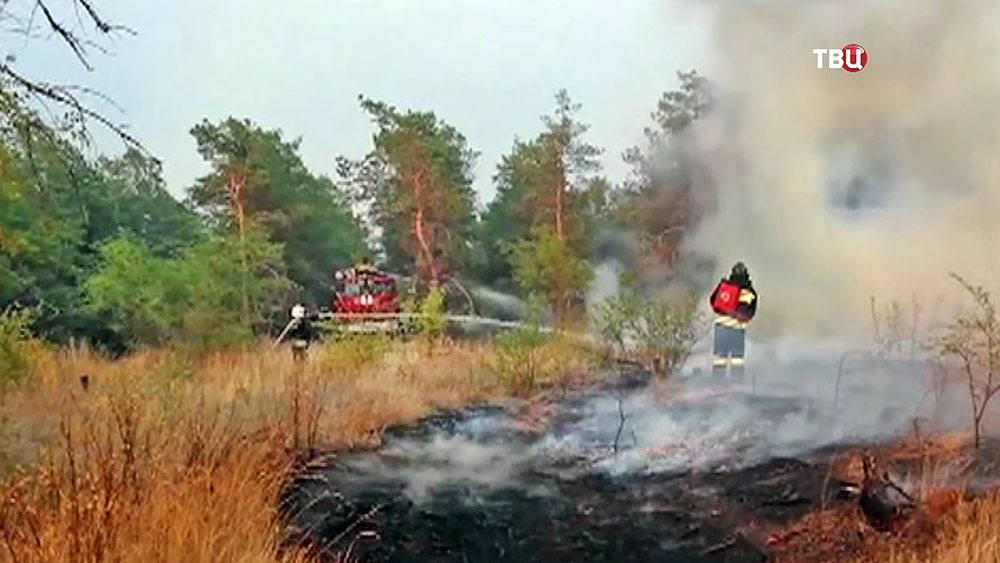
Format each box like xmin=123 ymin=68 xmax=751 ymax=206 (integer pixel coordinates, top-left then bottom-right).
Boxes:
xmin=673 ymin=0 xmax=1000 ymax=340
xmin=339 ymin=433 xmax=537 ymax=502
xmin=586 ymin=259 xmax=623 ymax=309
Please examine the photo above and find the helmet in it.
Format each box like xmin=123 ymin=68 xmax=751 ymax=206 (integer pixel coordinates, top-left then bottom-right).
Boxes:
xmin=291 ymin=304 xmax=306 ymax=319
xmin=731 ymin=261 xmax=748 ymax=277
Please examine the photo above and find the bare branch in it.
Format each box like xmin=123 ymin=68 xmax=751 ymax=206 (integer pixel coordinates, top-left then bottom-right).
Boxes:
xmin=35 ymin=0 xmax=93 ymax=70
xmin=23 ymin=1 xmax=40 ymax=48
xmin=0 ymin=2 xmax=146 ymax=158
xmin=60 ymin=84 xmax=125 ymax=113
xmin=0 ymin=64 xmax=148 ymax=155
xmin=76 ymin=0 xmax=127 ymax=35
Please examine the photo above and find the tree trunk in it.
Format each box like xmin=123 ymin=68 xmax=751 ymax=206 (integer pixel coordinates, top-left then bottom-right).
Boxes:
xmin=413 ymin=206 xmax=438 ymax=283
xmin=227 ymin=169 xmax=250 ymax=328
xmin=406 ymin=148 xmax=440 ymax=284
xmin=553 ymin=154 xmax=565 ymax=241
xmin=974 ymin=405 xmax=983 ymax=449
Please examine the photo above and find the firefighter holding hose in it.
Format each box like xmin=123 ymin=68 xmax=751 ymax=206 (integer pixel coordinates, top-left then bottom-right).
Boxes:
xmin=287 ymin=304 xmax=318 ymax=363
xmin=709 ymin=262 xmax=758 ymax=380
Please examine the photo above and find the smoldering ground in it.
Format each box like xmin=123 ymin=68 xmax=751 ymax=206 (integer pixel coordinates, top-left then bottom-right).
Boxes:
xmin=282 ymin=355 xmax=978 ymax=561
xmin=661 ymin=0 xmax=1000 ymax=340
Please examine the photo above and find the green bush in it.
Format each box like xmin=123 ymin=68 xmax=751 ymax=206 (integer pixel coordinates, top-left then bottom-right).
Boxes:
xmin=507 ymin=226 xmax=591 ymax=321
xmin=591 ymin=288 xmax=644 ymax=357
xmin=415 ymin=285 xmax=447 ymax=339
xmin=592 ymin=289 xmax=703 ymax=377
xmin=638 ymin=296 xmax=703 ymax=377
xmin=0 ymin=307 xmax=37 ymax=388
xmin=85 ymin=229 xmax=289 ymax=349
xmin=84 ymin=238 xmax=175 ymax=345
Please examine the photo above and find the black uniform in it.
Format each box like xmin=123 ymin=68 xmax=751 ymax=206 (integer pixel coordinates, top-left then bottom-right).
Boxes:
xmin=709 ymin=263 xmax=758 ymax=380
xmin=288 ymin=315 xmax=318 ymax=362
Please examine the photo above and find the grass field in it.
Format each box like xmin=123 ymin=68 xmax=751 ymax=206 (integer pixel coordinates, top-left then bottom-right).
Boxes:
xmin=0 ymin=334 xmax=597 ymax=562
xmin=2 ymin=333 xmax=998 ymax=562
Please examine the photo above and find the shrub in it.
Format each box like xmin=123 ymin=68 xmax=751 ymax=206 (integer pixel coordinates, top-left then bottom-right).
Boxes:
xmin=507 ymin=226 xmax=591 ymax=322
xmin=84 ymin=238 xmax=175 ymax=346
xmin=0 ymin=307 xmax=38 ymax=389
xmin=930 ymin=274 xmax=1000 ymax=449
xmin=86 ymin=230 xmax=289 ymax=349
xmin=415 ymin=284 xmax=447 ymax=339
xmin=592 ymin=289 xmax=703 ymax=377
xmin=591 ymin=288 xmax=644 ymax=358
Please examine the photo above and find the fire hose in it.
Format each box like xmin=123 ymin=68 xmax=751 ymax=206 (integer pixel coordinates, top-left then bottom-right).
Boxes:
xmin=271 ymin=311 xmax=599 ymax=347
xmin=273 ymin=318 xmax=300 ymax=348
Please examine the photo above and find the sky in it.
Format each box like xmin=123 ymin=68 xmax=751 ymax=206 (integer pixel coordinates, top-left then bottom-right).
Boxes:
xmin=7 ymin=0 xmax=708 ymax=204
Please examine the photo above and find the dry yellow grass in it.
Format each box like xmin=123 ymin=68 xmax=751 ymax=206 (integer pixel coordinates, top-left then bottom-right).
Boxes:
xmin=0 ymin=333 xmax=599 ymax=563
xmin=888 ymin=492 xmax=1000 ymax=563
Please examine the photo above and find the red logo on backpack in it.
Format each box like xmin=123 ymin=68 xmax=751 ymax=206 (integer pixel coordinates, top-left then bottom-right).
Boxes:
xmin=712 ymin=281 xmax=740 ymax=315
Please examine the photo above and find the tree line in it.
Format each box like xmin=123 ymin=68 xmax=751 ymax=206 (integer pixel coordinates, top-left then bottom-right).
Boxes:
xmin=0 ymin=67 xmax=715 ymax=351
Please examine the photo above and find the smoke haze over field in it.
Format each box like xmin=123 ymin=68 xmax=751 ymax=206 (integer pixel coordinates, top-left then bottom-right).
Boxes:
xmin=673 ymin=0 xmax=1000 ymax=340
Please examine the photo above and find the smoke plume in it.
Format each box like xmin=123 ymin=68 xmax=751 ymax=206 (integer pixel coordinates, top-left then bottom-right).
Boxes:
xmin=677 ymin=0 xmax=1000 ymax=340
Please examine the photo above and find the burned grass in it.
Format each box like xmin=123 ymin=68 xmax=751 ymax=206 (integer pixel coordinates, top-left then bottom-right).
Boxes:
xmin=283 ymin=383 xmax=867 ymax=562
xmin=283 ymin=375 xmax=1000 ymax=563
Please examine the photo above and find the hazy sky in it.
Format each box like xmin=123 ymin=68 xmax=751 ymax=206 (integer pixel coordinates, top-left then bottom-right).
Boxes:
xmin=10 ymin=1 xmax=708 ymax=204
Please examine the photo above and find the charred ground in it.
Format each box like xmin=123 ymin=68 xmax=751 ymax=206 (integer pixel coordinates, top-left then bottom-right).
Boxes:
xmin=280 ymin=360 xmax=978 ymax=562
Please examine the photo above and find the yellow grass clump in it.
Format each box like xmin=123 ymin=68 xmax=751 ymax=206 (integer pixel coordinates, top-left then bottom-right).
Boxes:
xmin=888 ymin=492 xmax=1000 ymax=563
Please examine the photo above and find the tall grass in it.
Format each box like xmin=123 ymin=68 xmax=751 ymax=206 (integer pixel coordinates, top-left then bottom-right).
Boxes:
xmin=887 ymin=493 xmax=1000 ymax=563
xmin=0 ymin=331 xmax=597 ymax=562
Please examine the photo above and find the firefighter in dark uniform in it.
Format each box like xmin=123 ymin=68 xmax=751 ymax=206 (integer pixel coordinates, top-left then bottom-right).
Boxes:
xmin=708 ymin=262 xmax=758 ymax=380
xmin=288 ymin=304 xmax=318 ymax=363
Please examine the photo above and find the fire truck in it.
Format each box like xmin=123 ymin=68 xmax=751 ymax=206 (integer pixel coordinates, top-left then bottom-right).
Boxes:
xmin=275 ymin=261 xmax=535 ymax=344
xmin=330 ymin=263 xmax=400 ymax=321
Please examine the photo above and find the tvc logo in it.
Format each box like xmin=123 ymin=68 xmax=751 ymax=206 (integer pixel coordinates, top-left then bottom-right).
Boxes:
xmin=812 ymin=44 xmax=867 ymax=72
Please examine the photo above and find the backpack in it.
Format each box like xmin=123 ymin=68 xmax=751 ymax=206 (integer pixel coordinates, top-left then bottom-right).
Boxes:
xmin=711 ymin=280 xmax=740 ymax=316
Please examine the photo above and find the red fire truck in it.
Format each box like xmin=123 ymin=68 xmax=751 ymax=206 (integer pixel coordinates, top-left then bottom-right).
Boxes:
xmin=330 ymin=264 xmax=400 ymax=320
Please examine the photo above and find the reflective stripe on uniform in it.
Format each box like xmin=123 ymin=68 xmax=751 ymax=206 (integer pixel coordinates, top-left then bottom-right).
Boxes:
xmin=729 ymin=357 xmax=745 ymax=366
xmin=714 ymin=315 xmax=748 ymax=329
xmin=738 ymin=289 xmax=755 ymax=304
xmin=712 ymin=357 xmax=729 ymax=367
